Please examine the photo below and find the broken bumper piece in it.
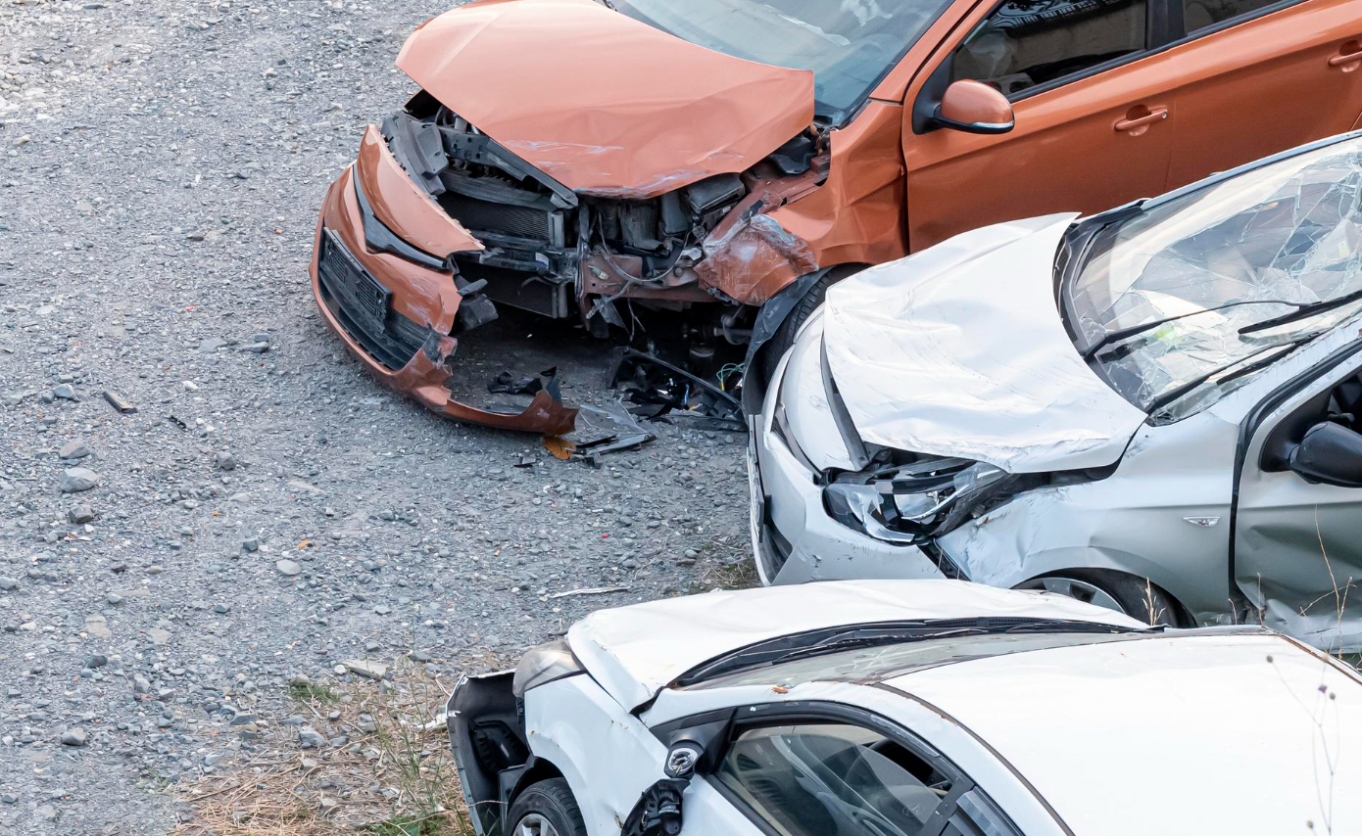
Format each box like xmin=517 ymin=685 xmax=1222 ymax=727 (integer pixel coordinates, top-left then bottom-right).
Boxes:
xmin=309 ymin=160 xmax=577 ymax=436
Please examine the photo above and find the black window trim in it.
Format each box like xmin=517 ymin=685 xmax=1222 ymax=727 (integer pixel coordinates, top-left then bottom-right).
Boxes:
xmin=913 ymin=0 xmax=1316 ymax=126
xmin=702 ymin=700 xmax=1020 ymax=836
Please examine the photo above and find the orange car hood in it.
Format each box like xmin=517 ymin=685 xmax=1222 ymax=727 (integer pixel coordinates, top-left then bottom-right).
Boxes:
xmin=397 ymin=0 xmax=815 ymax=198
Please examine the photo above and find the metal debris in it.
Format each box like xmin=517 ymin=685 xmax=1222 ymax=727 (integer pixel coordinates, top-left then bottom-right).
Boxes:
xmin=103 ymin=390 xmax=138 ymax=414
xmin=547 ymin=586 xmax=631 ymax=600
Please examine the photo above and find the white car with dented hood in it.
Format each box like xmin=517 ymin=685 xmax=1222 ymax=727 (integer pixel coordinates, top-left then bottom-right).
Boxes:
xmin=447 ymin=580 xmax=1361 ymax=836
xmin=748 ymin=132 xmax=1362 ymax=651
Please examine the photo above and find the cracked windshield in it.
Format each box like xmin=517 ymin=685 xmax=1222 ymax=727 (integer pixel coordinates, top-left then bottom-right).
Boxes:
xmin=1062 ymin=139 xmax=1362 ymax=422
xmin=610 ymin=0 xmax=952 ymax=123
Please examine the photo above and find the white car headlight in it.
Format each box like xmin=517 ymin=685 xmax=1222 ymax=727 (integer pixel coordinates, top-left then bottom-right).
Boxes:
xmin=512 ymin=638 xmax=584 ymax=697
xmin=824 ymin=459 xmax=1011 ymax=543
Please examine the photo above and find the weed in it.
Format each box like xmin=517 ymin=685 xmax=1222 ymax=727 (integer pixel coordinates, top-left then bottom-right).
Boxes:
xmin=288 ymin=680 xmax=339 ymax=705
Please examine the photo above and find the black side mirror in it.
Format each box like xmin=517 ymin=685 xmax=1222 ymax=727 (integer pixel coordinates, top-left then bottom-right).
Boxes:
xmin=1288 ymin=421 xmax=1362 ymax=488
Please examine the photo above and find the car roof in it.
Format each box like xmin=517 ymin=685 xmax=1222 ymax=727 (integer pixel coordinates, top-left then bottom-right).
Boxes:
xmin=566 ymin=580 xmax=1144 ymax=711
xmin=885 ymin=632 xmax=1362 ymax=835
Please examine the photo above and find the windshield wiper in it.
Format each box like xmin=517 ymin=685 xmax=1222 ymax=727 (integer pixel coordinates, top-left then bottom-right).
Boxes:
xmin=1238 ymin=287 xmax=1362 ymax=335
xmin=1145 ymin=337 xmax=1315 ymax=415
xmin=674 ymin=619 xmax=1139 ymax=685
xmin=1081 ymin=299 xmax=1311 ymax=360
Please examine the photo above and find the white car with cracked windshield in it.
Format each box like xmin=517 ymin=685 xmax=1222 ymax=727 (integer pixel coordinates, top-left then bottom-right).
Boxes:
xmin=447 ymin=580 xmax=1361 ymax=836
xmin=748 ymin=132 xmax=1362 ymax=652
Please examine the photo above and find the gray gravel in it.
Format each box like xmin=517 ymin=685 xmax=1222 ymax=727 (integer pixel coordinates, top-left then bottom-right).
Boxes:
xmin=0 ymin=1 xmax=749 ymax=832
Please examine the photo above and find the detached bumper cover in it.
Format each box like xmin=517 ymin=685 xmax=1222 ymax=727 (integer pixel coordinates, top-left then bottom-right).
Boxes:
xmin=309 ymin=162 xmax=577 ymax=435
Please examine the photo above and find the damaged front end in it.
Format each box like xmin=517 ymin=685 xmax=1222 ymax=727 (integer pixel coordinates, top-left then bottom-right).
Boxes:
xmin=309 ymin=94 xmax=827 ymax=435
xmin=382 ymin=94 xmax=824 ymax=334
xmin=823 ymin=455 xmax=1026 ymax=551
xmin=309 ymin=138 xmax=578 ymax=435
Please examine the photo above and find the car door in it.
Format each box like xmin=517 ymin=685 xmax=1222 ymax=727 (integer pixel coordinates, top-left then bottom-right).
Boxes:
xmin=702 ymin=706 xmax=1030 ymax=836
xmin=1235 ymin=348 xmax=1362 ymax=650
xmin=1159 ymin=0 xmax=1362 ymax=187
xmin=903 ymin=0 xmax=1176 ymax=250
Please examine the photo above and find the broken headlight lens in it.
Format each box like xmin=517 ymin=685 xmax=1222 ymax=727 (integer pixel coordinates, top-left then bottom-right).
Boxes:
xmin=512 ymin=638 xmax=585 ymax=698
xmin=823 ymin=460 xmax=1008 ymax=543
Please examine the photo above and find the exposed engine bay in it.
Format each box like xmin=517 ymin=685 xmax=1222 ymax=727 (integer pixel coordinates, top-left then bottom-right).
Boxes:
xmin=382 ymin=91 xmax=825 ymax=340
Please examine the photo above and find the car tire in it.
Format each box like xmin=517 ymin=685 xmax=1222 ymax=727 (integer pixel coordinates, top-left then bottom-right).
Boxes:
xmin=761 ymin=266 xmax=856 ymax=383
xmin=1020 ymin=573 xmax=1180 ymax=626
xmin=507 ymin=778 xmax=587 ymax=836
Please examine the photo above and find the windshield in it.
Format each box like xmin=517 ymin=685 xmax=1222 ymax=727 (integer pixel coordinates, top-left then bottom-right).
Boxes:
xmin=1061 ymin=137 xmax=1362 ymax=422
xmin=611 ymin=0 xmax=952 ymax=125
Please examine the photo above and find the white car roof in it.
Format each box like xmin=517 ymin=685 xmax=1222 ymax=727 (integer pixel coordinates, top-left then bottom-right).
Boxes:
xmin=821 ymin=213 xmax=1149 ymax=473
xmin=566 ymin=579 xmax=1144 ymax=711
xmin=887 ymin=632 xmax=1362 ymax=835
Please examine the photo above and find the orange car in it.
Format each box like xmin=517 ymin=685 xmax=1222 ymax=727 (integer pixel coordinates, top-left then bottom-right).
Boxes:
xmin=310 ymin=0 xmax=1362 ymax=434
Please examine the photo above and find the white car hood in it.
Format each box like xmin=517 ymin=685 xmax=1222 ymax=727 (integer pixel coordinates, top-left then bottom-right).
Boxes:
xmin=567 ymin=579 xmax=1144 ymax=711
xmin=822 ymin=214 xmax=1149 ymax=473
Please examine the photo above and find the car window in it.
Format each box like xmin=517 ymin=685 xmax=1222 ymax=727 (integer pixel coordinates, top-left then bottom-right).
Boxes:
xmin=716 ymin=723 xmax=953 ymax=836
xmin=944 ymin=789 xmax=1022 ymax=836
xmin=1183 ymin=0 xmax=1281 ymax=33
xmin=951 ymin=0 xmax=1148 ymax=97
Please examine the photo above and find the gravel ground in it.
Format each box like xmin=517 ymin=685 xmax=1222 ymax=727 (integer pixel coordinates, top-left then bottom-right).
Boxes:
xmin=0 ymin=2 xmax=750 ymax=832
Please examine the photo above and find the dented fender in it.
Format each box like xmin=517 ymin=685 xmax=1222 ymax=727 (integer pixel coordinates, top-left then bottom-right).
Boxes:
xmin=522 ymin=676 xmax=671 ymax=835
xmin=696 ymin=206 xmax=818 ymax=306
xmin=356 ymin=124 xmax=483 ymax=258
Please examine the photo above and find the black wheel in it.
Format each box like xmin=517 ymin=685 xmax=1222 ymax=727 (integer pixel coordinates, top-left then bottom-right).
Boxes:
xmin=1019 ymin=573 xmax=1180 ymax=626
xmin=507 ymin=778 xmax=587 ymax=836
xmin=761 ymin=267 xmax=856 ymax=382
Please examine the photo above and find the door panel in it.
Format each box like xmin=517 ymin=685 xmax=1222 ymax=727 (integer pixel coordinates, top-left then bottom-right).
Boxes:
xmin=1236 ymin=359 xmax=1362 ymax=652
xmin=1162 ymin=0 xmax=1362 ymax=186
xmin=903 ymin=0 xmax=1174 ymax=251
xmin=905 ymin=73 xmax=1174 ymax=249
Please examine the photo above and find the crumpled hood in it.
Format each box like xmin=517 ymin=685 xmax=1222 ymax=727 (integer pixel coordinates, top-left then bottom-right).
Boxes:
xmin=822 ymin=214 xmax=1150 ymax=474
xmin=567 ymin=579 xmax=1144 ymax=711
xmin=397 ymin=0 xmax=815 ymax=198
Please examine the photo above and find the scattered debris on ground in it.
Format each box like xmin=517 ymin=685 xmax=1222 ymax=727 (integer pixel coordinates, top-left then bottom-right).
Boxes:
xmin=612 ymin=347 xmax=744 ymax=430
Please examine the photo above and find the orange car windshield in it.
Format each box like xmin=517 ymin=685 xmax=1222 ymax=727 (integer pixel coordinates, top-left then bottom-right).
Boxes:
xmin=612 ymin=0 xmax=953 ymax=124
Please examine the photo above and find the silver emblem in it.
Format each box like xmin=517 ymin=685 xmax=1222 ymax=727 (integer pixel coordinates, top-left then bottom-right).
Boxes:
xmin=1184 ymin=516 xmax=1220 ymax=527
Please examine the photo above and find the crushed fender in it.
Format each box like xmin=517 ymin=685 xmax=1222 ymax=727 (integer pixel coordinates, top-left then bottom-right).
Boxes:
xmin=695 ymin=211 xmax=818 ymax=307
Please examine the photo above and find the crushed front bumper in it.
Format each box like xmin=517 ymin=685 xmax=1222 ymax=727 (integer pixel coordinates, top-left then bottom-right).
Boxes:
xmin=308 ymin=135 xmax=576 ymax=435
xmin=749 ymin=381 xmax=947 ymax=585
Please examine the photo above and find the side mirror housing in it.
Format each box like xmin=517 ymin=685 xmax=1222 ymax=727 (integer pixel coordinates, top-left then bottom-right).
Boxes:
xmin=933 ymin=80 xmax=1015 ymax=135
xmin=1289 ymin=421 xmax=1362 ymax=488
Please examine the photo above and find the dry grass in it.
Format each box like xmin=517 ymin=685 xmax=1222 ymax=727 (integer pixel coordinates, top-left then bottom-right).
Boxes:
xmin=682 ymin=533 xmax=759 ymax=594
xmin=173 ymin=659 xmax=476 ymax=836
xmin=702 ymin=556 xmax=759 ymax=591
